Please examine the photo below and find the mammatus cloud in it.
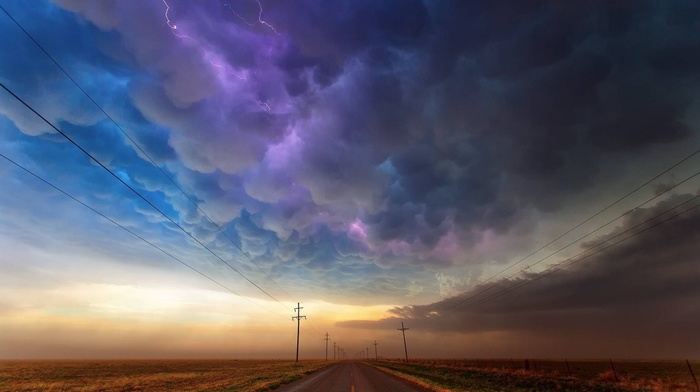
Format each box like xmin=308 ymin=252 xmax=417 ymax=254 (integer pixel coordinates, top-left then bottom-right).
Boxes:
xmin=0 ymin=0 xmax=698 ymax=304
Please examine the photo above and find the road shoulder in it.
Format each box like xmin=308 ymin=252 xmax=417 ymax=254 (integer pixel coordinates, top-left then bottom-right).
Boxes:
xmin=364 ymin=361 xmax=445 ymax=392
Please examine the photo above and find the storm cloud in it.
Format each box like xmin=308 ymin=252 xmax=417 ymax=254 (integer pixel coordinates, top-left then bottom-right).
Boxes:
xmin=0 ymin=0 xmax=699 ymax=308
xmin=339 ymin=196 xmax=700 ymax=358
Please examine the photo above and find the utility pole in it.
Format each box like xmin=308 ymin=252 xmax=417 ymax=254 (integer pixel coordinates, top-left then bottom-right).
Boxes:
xmin=373 ymin=340 xmax=378 ymax=360
xmin=333 ymin=342 xmax=337 ymax=360
xmin=292 ymin=303 xmax=306 ymax=363
xmin=398 ymin=322 xmax=409 ymax=362
xmin=324 ymin=333 xmax=330 ymax=361
xmin=366 ymin=347 xmax=369 ymax=359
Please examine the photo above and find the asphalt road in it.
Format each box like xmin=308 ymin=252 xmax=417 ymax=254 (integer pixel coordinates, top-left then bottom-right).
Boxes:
xmin=275 ymin=361 xmax=432 ymax=392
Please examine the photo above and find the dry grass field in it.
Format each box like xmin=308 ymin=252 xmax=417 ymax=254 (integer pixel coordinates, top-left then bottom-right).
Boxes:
xmin=0 ymin=359 xmax=331 ymax=391
xmin=2 ymin=358 xmax=697 ymax=391
xmin=373 ymin=359 xmax=700 ymax=392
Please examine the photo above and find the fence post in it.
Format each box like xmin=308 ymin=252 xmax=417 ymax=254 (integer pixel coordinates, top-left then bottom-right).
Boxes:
xmin=533 ymin=359 xmax=537 ymax=371
xmin=565 ymin=358 xmax=571 ymax=375
xmin=524 ymin=359 xmax=530 ymax=370
xmin=687 ymin=359 xmax=699 ymax=391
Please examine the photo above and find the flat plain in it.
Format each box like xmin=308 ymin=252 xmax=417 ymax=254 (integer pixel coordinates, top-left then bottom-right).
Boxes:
xmin=1 ymin=358 xmax=698 ymax=391
xmin=373 ymin=359 xmax=700 ymax=392
xmin=0 ymin=359 xmax=331 ymax=391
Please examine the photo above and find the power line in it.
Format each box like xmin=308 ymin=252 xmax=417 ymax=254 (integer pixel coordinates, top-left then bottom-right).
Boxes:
xmin=435 ymin=193 xmax=700 ymax=316
xmin=470 ymin=147 xmax=700 ymax=289
xmin=5 ymin=2 xmax=698 ymax=330
xmin=464 ymin=196 xmax=700 ymax=311
xmin=305 ymin=317 xmax=325 ymax=336
xmin=292 ymin=302 xmax=307 ymax=363
xmin=429 ymin=169 xmax=700 ymax=317
xmin=0 ymin=151 xmax=288 ymax=321
xmin=0 ymin=81 xmax=280 ymax=304
xmin=0 ymin=3 xmax=295 ymax=303
xmin=397 ymin=322 xmax=409 ymax=362
xmin=430 ymin=193 xmax=700 ymax=317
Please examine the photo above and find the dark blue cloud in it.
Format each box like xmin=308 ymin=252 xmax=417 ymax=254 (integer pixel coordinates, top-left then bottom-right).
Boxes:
xmin=0 ymin=0 xmax=698 ymax=305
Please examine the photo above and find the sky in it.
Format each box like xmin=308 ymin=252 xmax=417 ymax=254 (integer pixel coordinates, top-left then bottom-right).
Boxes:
xmin=0 ymin=0 xmax=699 ymax=360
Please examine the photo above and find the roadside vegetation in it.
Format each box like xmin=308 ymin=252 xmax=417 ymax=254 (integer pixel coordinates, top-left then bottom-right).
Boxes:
xmin=371 ymin=359 xmax=700 ymax=392
xmin=0 ymin=359 xmax=331 ymax=391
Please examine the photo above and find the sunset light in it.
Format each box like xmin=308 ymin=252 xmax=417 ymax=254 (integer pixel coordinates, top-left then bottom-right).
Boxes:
xmin=1 ymin=0 xmax=699 ymax=390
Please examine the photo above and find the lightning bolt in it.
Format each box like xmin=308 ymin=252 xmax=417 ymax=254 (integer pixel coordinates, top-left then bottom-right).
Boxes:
xmin=204 ymin=51 xmax=223 ymax=68
xmin=255 ymin=0 xmax=280 ymax=35
xmin=162 ymin=0 xmax=176 ymax=29
xmin=160 ymin=0 xmax=273 ymax=107
xmin=224 ymin=3 xmax=255 ymax=26
xmin=162 ymin=0 xmax=189 ymax=38
xmin=223 ymin=0 xmax=281 ymax=35
xmin=256 ymin=94 xmax=271 ymax=112
xmin=350 ymin=221 xmax=368 ymax=239
xmin=161 ymin=0 xmax=236 ymax=76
